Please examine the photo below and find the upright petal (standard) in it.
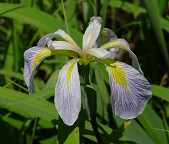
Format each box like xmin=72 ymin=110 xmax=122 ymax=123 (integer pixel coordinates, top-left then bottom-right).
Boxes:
xmin=83 ymin=17 xmax=102 ymax=52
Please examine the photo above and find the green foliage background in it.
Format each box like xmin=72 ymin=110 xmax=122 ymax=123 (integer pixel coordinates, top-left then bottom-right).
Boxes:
xmin=0 ymin=0 xmax=169 ymax=143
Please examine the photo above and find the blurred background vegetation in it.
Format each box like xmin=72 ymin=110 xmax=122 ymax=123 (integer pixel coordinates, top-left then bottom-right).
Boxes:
xmin=0 ymin=0 xmax=169 ymax=143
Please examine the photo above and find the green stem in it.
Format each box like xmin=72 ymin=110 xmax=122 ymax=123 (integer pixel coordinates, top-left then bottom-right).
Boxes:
xmin=161 ymin=110 xmax=169 ymax=140
xmin=61 ymin=0 xmax=70 ymax=34
xmin=29 ymin=118 xmax=39 ymax=144
xmin=82 ymin=65 xmax=103 ymax=144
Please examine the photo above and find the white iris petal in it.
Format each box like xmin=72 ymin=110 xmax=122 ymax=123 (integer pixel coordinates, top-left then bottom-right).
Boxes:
xmin=101 ymin=38 xmax=143 ymax=74
xmin=55 ymin=59 xmax=81 ymax=126
xmin=37 ymin=33 xmax=57 ymax=47
xmin=106 ymin=62 xmax=152 ymax=119
xmin=49 ymin=41 xmax=82 ymax=55
xmin=54 ymin=29 xmax=79 ymax=46
xmin=87 ymin=48 xmax=110 ymax=58
xmin=83 ymin=17 xmax=102 ymax=52
xmin=24 ymin=46 xmax=53 ymax=94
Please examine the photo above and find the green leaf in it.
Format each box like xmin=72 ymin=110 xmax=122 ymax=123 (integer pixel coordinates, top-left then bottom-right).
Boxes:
xmin=0 ymin=3 xmax=83 ymax=45
xmin=82 ymin=121 xmax=114 ymax=143
xmin=158 ymin=0 xmax=167 ymax=15
xmin=143 ymin=0 xmax=169 ymax=68
xmin=2 ymin=114 xmax=24 ymax=130
xmin=57 ymin=118 xmax=79 ymax=144
xmin=100 ymin=0 xmax=108 ymax=28
xmin=0 ymin=3 xmax=61 ymax=32
xmin=95 ymin=68 xmax=110 ymax=122
xmin=152 ymin=85 xmax=169 ymax=102
xmin=0 ymin=69 xmax=24 ymax=80
xmin=91 ymin=63 xmax=109 ymax=84
xmin=0 ymin=87 xmax=58 ymax=122
xmin=108 ymin=1 xmax=169 ymax=33
xmin=123 ymin=120 xmax=154 ymax=144
xmin=9 ymin=87 xmax=55 ymax=105
xmin=108 ymin=0 xmax=146 ymax=17
xmin=138 ymin=104 xmax=168 ymax=144
xmin=45 ymin=70 xmax=60 ymax=88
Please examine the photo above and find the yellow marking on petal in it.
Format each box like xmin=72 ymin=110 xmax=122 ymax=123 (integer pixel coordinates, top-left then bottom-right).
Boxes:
xmin=32 ymin=48 xmax=52 ymax=69
xmin=101 ymin=40 xmax=128 ymax=49
xmin=32 ymin=49 xmax=79 ymax=70
xmin=108 ymin=64 xmax=127 ymax=89
xmin=67 ymin=61 xmax=77 ymax=88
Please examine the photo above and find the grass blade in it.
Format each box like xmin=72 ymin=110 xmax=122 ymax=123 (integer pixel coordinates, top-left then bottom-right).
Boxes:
xmin=144 ymin=0 xmax=169 ymax=69
xmin=0 ymin=3 xmax=82 ymax=44
xmin=0 ymin=87 xmax=58 ymax=122
xmin=152 ymin=85 xmax=169 ymax=102
xmin=9 ymin=87 xmax=55 ymax=105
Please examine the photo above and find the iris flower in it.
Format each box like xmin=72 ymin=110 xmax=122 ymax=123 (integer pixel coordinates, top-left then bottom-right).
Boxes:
xmin=24 ymin=17 xmax=152 ymax=126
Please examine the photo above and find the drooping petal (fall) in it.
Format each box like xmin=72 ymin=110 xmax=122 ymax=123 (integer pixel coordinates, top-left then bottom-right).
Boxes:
xmin=24 ymin=47 xmax=54 ymax=94
xmin=55 ymin=59 xmax=81 ymax=126
xmin=101 ymin=39 xmax=143 ymax=74
xmin=37 ymin=33 xmax=57 ymax=47
xmin=83 ymin=17 xmax=102 ymax=52
xmin=106 ymin=61 xmax=151 ymax=119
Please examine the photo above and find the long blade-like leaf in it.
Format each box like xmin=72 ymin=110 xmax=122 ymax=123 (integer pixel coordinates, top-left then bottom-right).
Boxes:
xmin=0 ymin=3 xmax=82 ymax=45
xmin=152 ymin=85 xmax=169 ymax=102
xmin=0 ymin=87 xmax=58 ymax=122
xmin=9 ymin=87 xmax=55 ymax=104
xmin=144 ymin=0 xmax=169 ymax=69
